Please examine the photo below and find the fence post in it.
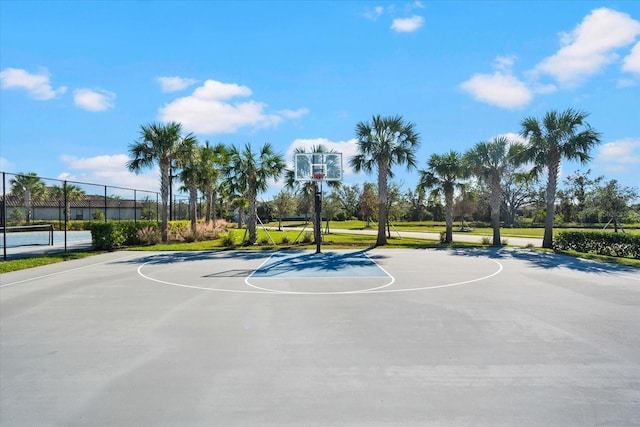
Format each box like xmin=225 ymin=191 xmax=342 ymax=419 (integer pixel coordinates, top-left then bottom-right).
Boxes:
xmin=134 ymin=190 xmax=137 ymax=223
xmin=3 ymin=172 xmax=6 ymax=261
xmin=104 ymin=186 xmax=108 ymax=222
xmin=64 ymin=180 xmax=68 ymax=252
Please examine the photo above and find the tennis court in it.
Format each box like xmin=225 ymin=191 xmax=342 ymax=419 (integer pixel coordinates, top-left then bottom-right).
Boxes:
xmin=1 ymin=248 xmax=639 ymax=425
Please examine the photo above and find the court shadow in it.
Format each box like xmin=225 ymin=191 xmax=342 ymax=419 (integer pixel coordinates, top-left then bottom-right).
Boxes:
xmin=114 ymin=250 xmax=273 ymax=265
xmin=252 ymin=249 xmax=380 ymax=277
xmin=446 ymin=247 xmax=638 ymax=275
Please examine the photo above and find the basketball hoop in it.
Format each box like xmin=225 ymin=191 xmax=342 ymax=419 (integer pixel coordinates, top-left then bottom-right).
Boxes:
xmin=313 ymin=172 xmax=325 ymax=181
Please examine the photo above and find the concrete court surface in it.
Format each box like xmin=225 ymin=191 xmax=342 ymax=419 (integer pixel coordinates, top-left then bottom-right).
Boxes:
xmin=1 ymin=248 xmax=639 ymax=426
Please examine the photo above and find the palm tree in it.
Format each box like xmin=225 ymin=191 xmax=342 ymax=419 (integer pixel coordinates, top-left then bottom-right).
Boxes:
xmin=197 ymin=142 xmax=228 ymax=226
xmin=225 ymin=142 xmax=285 ymax=245
xmin=464 ymin=136 xmax=525 ymax=246
xmin=520 ymin=108 xmax=601 ymax=248
xmin=419 ymin=151 xmax=467 ymax=244
xmin=127 ymin=121 xmax=185 ymax=242
xmin=51 ymin=184 xmax=86 ymax=225
xmin=175 ymin=134 xmax=200 ymax=235
xmin=350 ymin=115 xmax=420 ymax=246
xmin=9 ymin=173 xmax=46 ymax=223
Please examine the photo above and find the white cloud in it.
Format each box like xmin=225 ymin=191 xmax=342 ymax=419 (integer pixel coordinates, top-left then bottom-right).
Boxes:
xmin=285 ymin=138 xmax=359 ymax=176
xmin=495 ymin=132 xmax=529 ymax=145
xmin=534 ymin=8 xmax=640 ymax=86
xmin=460 ymin=72 xmax=532 ymax=109
xmin=364 ymin=6 xmax=384 ymax=21
xmin=391 ymin=15 xmax=424 ymax=32
xmin=192 ymin=80 xmax=252 ymax=100
xmin=461 ymin=56 xmax=533 ymax=109
xmin=158 ymin=79 xmax=308 ymax=134
xmin=277 ymin=108 xmax=310 ymax=119
xmin=596 ymin=138 xmax=640 ymax=172
xmin=0 ymin=67 xmax=67 ymax=100
xmin=58 ymin=154 xmax=159 ymax=192
xmin=622 ymin=41 xmax=640 ymax=74
xmin=73 ymin=88 xmax=116 ymax=112
xmin=157 ymin=76 xmax=198 ymax=92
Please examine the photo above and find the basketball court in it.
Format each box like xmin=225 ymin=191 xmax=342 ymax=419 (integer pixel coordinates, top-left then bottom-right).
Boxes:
xmin=1 ymin=248 xmax=638 ymax=426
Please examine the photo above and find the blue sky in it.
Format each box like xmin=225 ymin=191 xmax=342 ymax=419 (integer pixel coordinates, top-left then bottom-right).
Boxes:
xmin=1 ymin=0 xmax=639 ymax=200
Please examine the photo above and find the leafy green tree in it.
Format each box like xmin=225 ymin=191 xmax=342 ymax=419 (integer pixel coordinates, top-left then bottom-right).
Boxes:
xmin=127 ymin=122 xmax=187 ymax=242
xmin=520 ymin=109 xmax=601 ymax=248
xmin=358 ymin=182 xmax=378 ymax=227
xmin=335 ymin=184 xmax=361 ymax=220
xmin=350 ymin=115 xmax=420 ymax=246
xmin=419 ymin=151 xmax=467 ymax=243
xmin=502 ymin=168 xmax=537 ymax=227
xmin=587 ymin=180 xmax=638 ymax=232
xmin=322 ymin=192 xmax=343 ymax=234
xmin=272 ymin=190 xmax=297 ymax=230
xmin=9 ymin=172 xmax=46 ymax=223
xmin=453 ymin=192 xmax=477 ymax=229
xmin=562 ymin=169 xmax=602 ymax=223
xmin=225 ymin=143 xmax=285 ymax=245
xmin=405 ymin=186 xmax=429 ymax=221
xmin=464 ymin=136 xmax=525 ymax=246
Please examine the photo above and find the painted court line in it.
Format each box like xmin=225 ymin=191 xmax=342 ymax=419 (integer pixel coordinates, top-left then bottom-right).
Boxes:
xmin=244 ymin=251 xmax=395 ymax=295
xmin=0 ymin=253 xmax=141 ymax=288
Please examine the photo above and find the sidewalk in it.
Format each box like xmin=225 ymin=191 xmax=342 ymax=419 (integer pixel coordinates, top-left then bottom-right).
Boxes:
xmin=273 ymin=226 xmax=542 ymax=247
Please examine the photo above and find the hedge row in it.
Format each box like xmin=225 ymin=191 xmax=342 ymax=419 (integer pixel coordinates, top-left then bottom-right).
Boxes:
xmin=553 ymin=231 xmax=640 ymax=259
xmin=91 ymin=221 xmax=159 ymax=250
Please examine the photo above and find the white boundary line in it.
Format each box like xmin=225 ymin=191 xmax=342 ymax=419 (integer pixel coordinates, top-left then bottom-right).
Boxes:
xmin=367 ymin=258 xmax=503 ymax=293
xmin=0 ymin=253 xmax=142 ymax=288
xmin=135 ymin=250 xmax=505 ymax=296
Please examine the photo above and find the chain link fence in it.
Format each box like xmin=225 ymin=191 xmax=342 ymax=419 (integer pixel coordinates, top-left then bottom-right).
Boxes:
xmin=1 ymin=172 xmax=191 ymax=260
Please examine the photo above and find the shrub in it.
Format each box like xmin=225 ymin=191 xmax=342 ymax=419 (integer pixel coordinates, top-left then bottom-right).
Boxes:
xmin=168 ymin=221 xmax=190 ymax=241
xmin=92 ymin=210 xmax=105 ymax=221
xmin=137 ymin=226 xmax=161 ymax=246
xmin=554 ymin=231 xmax=640 ymax=259
xmin=91 ymin=223 xmax=126 ymax=250
xmin=280 ymin=234 xmax=291 ymax=245
xmin=481 ymin=236 xmax=491 ymax=245
xmin=91 ymin=221 xmax=159 ymax=250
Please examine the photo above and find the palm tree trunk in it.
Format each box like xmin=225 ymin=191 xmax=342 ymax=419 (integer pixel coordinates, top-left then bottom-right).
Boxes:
xmin=376 ymin=165 xmax=388 ymax=246
xmin=189 ymin=179 xmax=197 ymax=235
xmin=444 ymin=190 xmax=454 ymax=244
xmin=248 ymin=194 xmax=257 ymax=245
xmin=25 ymin=189 xmax=32 ymax=223
xmin=160 ymin=160 xmax=170 ymax=242
xmin=211 ymin=189 xmax=217 ymax=227
xmin=490 ymin=176 xmax=502 ymax=246
xmin=543 ymin=156 xmax=559 ymax=249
